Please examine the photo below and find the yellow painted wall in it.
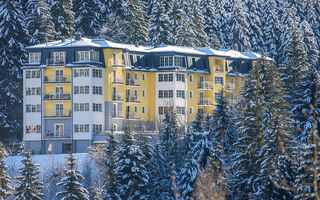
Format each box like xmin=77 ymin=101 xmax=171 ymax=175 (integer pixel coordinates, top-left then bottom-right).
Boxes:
xmin=44 ymin=67 xmax=71 ymax=82
xmin=45 ymin=84 xmax=71 ymax=94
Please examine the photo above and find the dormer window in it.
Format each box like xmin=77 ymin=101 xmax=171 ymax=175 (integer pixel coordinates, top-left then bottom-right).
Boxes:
xmin=160 ymin=56 xmax=184 ymax=67
xmin=29 ymin=52 xmax=41 ymax=64
xmin=76 ymin=50 xmax=99 ymax=62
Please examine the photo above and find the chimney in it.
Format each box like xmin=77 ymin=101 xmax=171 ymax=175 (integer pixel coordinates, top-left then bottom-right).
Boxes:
xmin=75 ymin=31 xmax=82 ymax=41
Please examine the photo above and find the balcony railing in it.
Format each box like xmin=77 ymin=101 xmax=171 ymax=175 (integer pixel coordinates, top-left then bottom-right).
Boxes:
xmin=112 ymin=60 xmax=124 ymax=68
xmin=44 ymin=110 xmax=71 ymax=118
xmin=44 ymin=76 xmax=71 ymax=84
xmin=112 ymin=111 xmax=124 ymax=119
xmin=126 ymin=113 xmax=140 ymax=120
xmin=198 ymin=81 xmax=213 ymax=90
xmin=44 ymin=132 xmax=71 ymax=139
xmin=112 ymin=77 xmax=124 ymax=84
xmin=126 ymin=95 xmax=139 ymax=103
xmin=126 ymin=78 xmax=140 ymax=86
xmin=44 ymin=93 xmax=71 ymax=101
xmin=112 ymin=93 xmax=124 ymax=101
xmin=226 ymin=83 xmax=235 ymax=92
xmin=198 ymin=98 xmax=213 ymax=106
xmin=46 ymin=58 xmax=66 ymax=66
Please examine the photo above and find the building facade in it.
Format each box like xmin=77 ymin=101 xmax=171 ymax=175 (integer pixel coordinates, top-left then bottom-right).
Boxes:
xmin=23 ymin=36 xmax=263 ymax=154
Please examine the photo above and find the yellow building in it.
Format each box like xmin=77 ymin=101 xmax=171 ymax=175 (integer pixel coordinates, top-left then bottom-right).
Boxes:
xmin=23 ymin=35 xmax=263 ymax=153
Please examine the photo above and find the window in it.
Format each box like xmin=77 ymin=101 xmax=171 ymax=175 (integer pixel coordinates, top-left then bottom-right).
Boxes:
xmin=134 ymin=89 xmax=138 ymax=97
xmin=93 ymin=103 xmax=102 ymax=112
xmin=158 ymin=106 xmax=171 ymax=115
xmin=50 ymin=52 xmax=65 ymax=64
xmin=74 ymin=86 xmax=89 ymax=94
xmin=190 ymin=91 xmax=193 ymax=99
xmin=142 ymin=90 xmax=146 ymax=98
xmin=93 ymin=69 xmax=102 ymax=78
xmin=231 ymin=78 xmax=235 ymax=84
xmin=29 ymin=52 xmax=41 ymax=64
xmin=160 ymin=56 xmax=184 ymax=67
xmin=55 ymin=124 xmax=64 ymax=137
xmin=176 ymin=74 xmax=185 ymax=82
xmin=26 ymin=104 xmax=41 ymax=112
xmin=134 ymin=73 xmax=139 ymax=80
xmin=74 ymin=103 xmax=89 ymax=111
xmin=215 ymin=64 xmax=224 ymax=72
xmin=75 ymin=51 xmax=99 ymax=62
xmin=74 ymin=124 xmax=89 ymax=133
xmin=176 ymin=107 xmax=185 ymax=115
xmin=76 ymin=51 xmax=90 ymax=62
xmin=26 ymin=87 xmax=41 ymax=96
xmin=93 ymin=86 xmax=103 ymax=95
xmin=142 ymin=73 xmax=146 ymax=81
xmin=215 ymin=92 xmax=221 ymax=101
xmin=112 ymin=124 xmax=117 ymax=131
xmin=26 ymin=125 xmax=41 ymax=133
xmin=214 ymin=76 xmax=224 ymax=85
xmin=26 ymin=70 xmax=40 ymax=79
xmin=176 ymin=90 xmax=185 ymax=98
xmin=74 ymin=69 xmax=89 ymax=77
xmin=190 ymin=74 xmax=193 ymax=82
xmin=158 ymin=90 xmax=173 ymax=98
xmin=158 ymin=73 xmax=173 ymax=82
xmin=113 ymin=52 xmax=117 ymax=65
xmin=134 ymin=106 xmax=138 ymax=113
xmin=142 ymin=106 xmax=146 ymax=114
xmin=93 ymin=124 xmax=102 ymax=133
xmin=190 ymin=107 xmax=193 ymax=115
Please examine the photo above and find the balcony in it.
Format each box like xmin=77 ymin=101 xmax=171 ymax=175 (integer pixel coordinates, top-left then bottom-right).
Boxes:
xmin=44 ymin=110 xmax=71 ymax=118
xmin=198 ymin=98 xmax=213 ymax=106
xmin=112 ymin=60 xmax=124 ymax=68
xmin=44 ymin=132 xmax=71 ymax=139
xmin=198 ymin=81 xmax=213 ymax=90
xmin=126 ymin=78 xmax=140 ymax=86
xmin=44 ymin=76 xmax=71 ymax=84
xmin=112 ymin=111 xmax=124 ymax=119
xmin=112 ymin=93 xmax=124 ymax=102
xmin=226 ymin=83 xmax=235 ymax=92
xmin=112 ymin=77 xmax=124 ymax=85
xmin=126 ymin=113 xmax=140 ymax=120
xmin=46 ymin=58 xmax=65 ymax=66
xmin=44 ymin=93 xmax=71 ymax=101
xmin=126 ymin=95 xmax=140 ymax=103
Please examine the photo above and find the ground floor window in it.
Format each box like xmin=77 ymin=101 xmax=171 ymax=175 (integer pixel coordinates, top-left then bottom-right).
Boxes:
xmin=62 ymin=143 xmax=72 ymax=154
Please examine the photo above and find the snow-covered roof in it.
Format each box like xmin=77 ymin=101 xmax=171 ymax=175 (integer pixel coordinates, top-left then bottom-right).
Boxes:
xmin=27 ymin=37 xmax=267 ymax=60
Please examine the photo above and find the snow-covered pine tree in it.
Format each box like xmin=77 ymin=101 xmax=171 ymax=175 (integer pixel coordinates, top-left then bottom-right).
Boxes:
xmin=251 ymin=56 xmax=295 ymax=199
xmin=229 ymin=59 xmax=267 ymax=199
xmin=169 ymin=0 xmax=185 ymax=46
xmin=191 ymin=112 xmax=203 ymax=133
xmin=51 ymin=0 xmax=75 ymax=39
xmin=260 ymin=0 xmax=280 ymax=60
xmin=210 ymin=90 xmax=235 ymax=165
xmin=148 ymin=0 xmax=171 ymax=46
xmin=14 ymin=151 xmax=43 ymax=200
xmin=230 ymin=0 xmax=251 ymax=51
xmin=103 ymin=132 xmax=118 ymax=200
xmin=189 ymin=0 xmax=208 ymax=47
xmin=26 ymin=0 xmax=56 ymax=44
xmin=313 ymin=0 xmax=320 ymax=50
xmin=115 ymin=126 xmax=149 ymax=199
xmin=0 ymin=0 xmax=29 ymax=137
xmin=211 ymin=0 xmax=229 ymax=49
xmin=56 ymin=153 xmax=89 ymax=200
xmin=200 ymin=0 xmax=220 ymax=48
xmin=244 ymin=0 xmax=263 ymax=53
xmin=73 ymin=0 xmax=103 ymax=37
xmin=300 ymin=20 xmax=319 ymax=68
xmin=0 ymin=142 xmax=12 ymax=199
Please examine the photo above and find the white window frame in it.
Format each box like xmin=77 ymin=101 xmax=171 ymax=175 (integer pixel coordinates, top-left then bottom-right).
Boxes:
xmin=214 ymin=76 xmax=224 ymax=86
xmin=54 ymin=123 xmax=64 ymax=137
xmin=142 ymin=89 xmax=146 ymax=98
xmin=142 ymin=106 xmax=146 ymax=114
xmin=29 ymin=52 xmax=41 ymax=64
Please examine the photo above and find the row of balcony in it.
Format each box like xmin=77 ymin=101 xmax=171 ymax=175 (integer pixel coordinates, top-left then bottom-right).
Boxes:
xmin=44 ymin=76 xmax=71 ymax=84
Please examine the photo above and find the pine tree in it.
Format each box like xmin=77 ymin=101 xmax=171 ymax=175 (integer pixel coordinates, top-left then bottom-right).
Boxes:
xmin=211 ymin=0 xmax=229 ymax=49
xmin=14 ymin=151 xmax=43 ymax=200
xmin=230 ymin=0 xmax=251 ymax=51
xmin=0 ymin=0 xmax=29 ymax=137
xmin=168 ymin=0 xmax=184 ymax=46
xmin=191 ymin=112 xmax=203 ymax=133
xmin=103 ymin=132 xmax=118 ymax=200
xmin=115 ymin=126 xmax=149 ymax=199
xmin=26 ymin=0 xmax=56 ymax=44
xmin=244 ymin=0 xmax=263 ymax=53
xmin=260 ymin=0 xmax=280 ymax=59
xmin=56 ymin=153 xmax=89 ymax=200
xmin=148 ymin=0 xmax=171 ymax=46
xmin=73 ymin=0 xmax=103 ymax=37
xmin=51 ymin=0 xmax=75 ymax=39
xmin=189 ymin=0 xmax=208 ymax=47
xmin=200 ymin=0 xmax=220 ymax=48
xmin=300 ymin=20 xmax=319 ymax=68
xmin=0 ymin=142 xmax=12 ymax=199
